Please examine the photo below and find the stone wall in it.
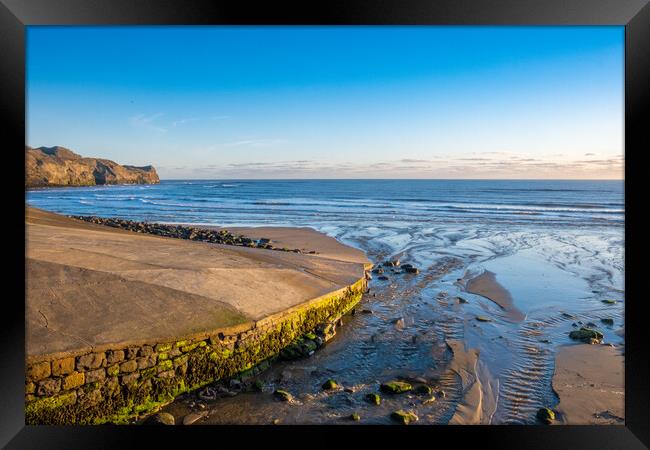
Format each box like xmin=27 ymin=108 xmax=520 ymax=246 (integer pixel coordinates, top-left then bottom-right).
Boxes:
xmin=25 ymin=277 xmax=367 ymax=424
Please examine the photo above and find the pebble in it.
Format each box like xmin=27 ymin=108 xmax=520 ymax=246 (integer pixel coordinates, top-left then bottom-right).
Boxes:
xmin=182 ymin=411 xmax=208 ymax=425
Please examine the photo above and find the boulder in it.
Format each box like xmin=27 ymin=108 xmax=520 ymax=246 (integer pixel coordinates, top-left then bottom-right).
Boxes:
xmin=380 ymin=381 xmax=412 ymax=394
xmin=145 ymin=412 xmax=175 ymax=425
xmin=390 ymin=410 xmax=418 ymax=424
xmin=536 ymin=407 xmax=555 ymax=424
xmin=322 ymin=379 xmax=339 ymax=390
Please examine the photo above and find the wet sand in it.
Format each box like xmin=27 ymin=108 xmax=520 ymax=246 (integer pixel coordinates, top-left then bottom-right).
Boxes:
xmin=552 ymin=344 xmax=624 ymax=425
xmin=465 ymin=270 xmax=525 ymax=322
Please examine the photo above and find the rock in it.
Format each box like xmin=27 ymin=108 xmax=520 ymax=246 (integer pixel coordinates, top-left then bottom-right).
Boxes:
xmin=436 ymin=390 xmax=446 ymax=398
xmin=561 ymin=312 xmax=576 ymax=319
xmin=378 ymin=276 xmax=389 ymax=281
xmin=145 ymin=412 xmax=175 ymax=425
xmin=322 ymin=379 xmax=339 ymax=390
xmin=390 ymin=410 xmax=418 ymax=425
xmin=476 ymin=316 xmax=492 ymax=322
xmin=380 ymin=381 xmax=412 ymax=394
xmin=182 ymin=411 xmax=208 ymax=425
xmin=383 ymin=259 xmax=400 ymax=267
xmin=403 ymin=266 xmax=419 ymax=274
xmin=229 ymin=379 xmax=242 ymax=390
xmin=350 ymin=413 xmax=361 ymax=421
xmin=26 ymin=145 xmax=159 ymax=187
xmin=422 ymin=396 xmax=437 ymax=405
xmin=414 ymin=385 xmax=433 ymax=395
xmin=252 ymin=380 xmax=265 ymax=392
xmin=272 ymin=418 xmax=281 ymax=425
xmin=569 ymin=327 xmax=604 ymax=342
xmin=457 ymin=297 xmax=468 ymax=304
xmin=361 ymin=309 xmax=373 ymax=314
xmin=536 ymin=407 xmax=555 ymax=424
xmin=344 ymin=387 xmax=354 ymax=393
xmin=601 ymin=318 xmax=614 ymax=326
xmin=392 ymin=317 xmax=406 ymax=329
xmin=602 ymin=299 xmax=617 ymax=305
xmin=365 ymin=393 xmax=381 ymax=405
xmin=273 ymin=390 xmax=293 ymax=402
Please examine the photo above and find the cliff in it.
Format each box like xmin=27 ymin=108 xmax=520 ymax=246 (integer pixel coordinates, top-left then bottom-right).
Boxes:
xmin=25 ymin=146 xmax=160 ymax=187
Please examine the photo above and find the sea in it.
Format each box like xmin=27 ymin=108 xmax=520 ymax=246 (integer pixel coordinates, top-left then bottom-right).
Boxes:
xmin=26 ymin=179 xmax=624 ymax=424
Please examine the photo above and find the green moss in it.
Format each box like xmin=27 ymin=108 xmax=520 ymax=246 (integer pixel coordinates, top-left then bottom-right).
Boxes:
xmin=174 ymin=340 xmax=188 ymax=348
xmin=158 ymin=353 xmax=169 ymax=361
xmin=107 ymin=365 xmax=120 ymax=377
xmin=157 ymin=360 xmax=173 ymax=372
xmin=380 ymin=381 xmax=412 ymax=394
xmin=155 ymin=343 xmax=172 ymax=353
xmin=365 ymin=393 xmax=381 ymax=405
xmin=180 ymin=343 xmax=199 ymax=353
xmin=322 ymin=379 xmax=339 ymax=390
xmin=391 ymin=410 xmax=418 ymax=424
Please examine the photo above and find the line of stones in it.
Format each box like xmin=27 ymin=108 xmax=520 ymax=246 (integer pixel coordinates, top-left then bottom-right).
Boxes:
xmin=69 ymin=215 xmax=312 ymax=254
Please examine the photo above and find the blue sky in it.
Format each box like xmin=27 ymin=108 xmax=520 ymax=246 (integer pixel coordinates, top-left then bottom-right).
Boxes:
xmin=27 ymin=26 xmax=624 ymax=179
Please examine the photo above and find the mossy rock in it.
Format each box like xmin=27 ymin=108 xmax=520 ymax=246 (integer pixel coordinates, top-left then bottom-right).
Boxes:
xmin=536 ymin=407 xmax=555 ymax=424
xmin=303 ymin=332 xmax=317 ymax=340
xmin=569 ymin=327 xmax=604 ymax=342
xmin=476 ymin=316 xmax=492 ymax=322
xmin=414 ymin=384 xmax=432 ymax=395
xmin=350 ymin=412 xmax=361 ymax=421
xmin=380 ymin=381 xmax=412 ymax=394
xmin=322 ymin=379 xmax=339 ymax=390
xmin=273 ymin=390 xmax=293 ymax=402
xmin=457 ymin=297 xmax=468 ymax=304
xmin=602 ymin=299 xmax=617 ymax=305
xmin=600 ymin=318 xmax=614 ymax=326
xmin=391 ymin=410 xmax=418 ymax=425
xmin=365 ymin=393 xmax=381 ymax=405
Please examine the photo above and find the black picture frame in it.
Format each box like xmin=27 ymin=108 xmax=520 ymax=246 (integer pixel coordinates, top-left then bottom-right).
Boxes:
xmin=2 ymin=0 xmax=648 ymax=448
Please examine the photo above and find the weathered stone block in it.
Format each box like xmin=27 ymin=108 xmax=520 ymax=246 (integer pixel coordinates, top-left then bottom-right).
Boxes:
xmin=62 ymin=371 xmax=85 ymax=390
xmin=25 ymin=382 xmax=36 ymax=394
xmin=51 ymin=357 xmax=75 ymax=376
xmin=107 ymin=364 xmax=120 ymax=377
xmin=26 ymin=361 xmax=51 ymax=382
xmin=85 ymin=368 xmax=106 ymax=384
xmin=106 ymin=350 xmax=125 ymax=365
xmin=77 ymin=352 xmax=106 ymax=370
xmin=157 ymin=370 xmax=175 ymax=378
xmin=136 ymin=354 xmax=157 ymax=370
xmin=155 ymin=343 xmax=172 ymax=353
xmin=37 ymin=378 xmax=61 ymax=396
xmin=181 ymin=342 xmax=199 ymax=353
xmin=125 ymin=347 xmax=139 ymax=360
xmin=120 ymin=360 xmax=138 ymax=373
xmin=121 ymin=372 xmax=140 ymax=385
xmin=139 ymin=345 xmax=154 ymax=357
xmin=168 ymin=347 xmax=182 ymax=357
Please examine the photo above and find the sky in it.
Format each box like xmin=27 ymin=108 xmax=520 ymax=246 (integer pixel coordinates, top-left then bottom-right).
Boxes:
xmin=27 ymin=26 xmax=624 ymax=179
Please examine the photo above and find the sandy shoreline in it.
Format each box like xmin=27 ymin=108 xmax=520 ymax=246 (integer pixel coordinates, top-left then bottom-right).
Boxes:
xmin=465 ymin=270 xmax=525 ymax=322
xmin=552 ymin=343 xmax=624 ymax=425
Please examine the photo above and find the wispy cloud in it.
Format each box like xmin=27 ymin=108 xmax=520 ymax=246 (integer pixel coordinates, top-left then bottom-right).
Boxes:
xmin=171 ymin=117 xmax=200 ymax=128
xmin=130 ymin=113 xmax=166 ymax=133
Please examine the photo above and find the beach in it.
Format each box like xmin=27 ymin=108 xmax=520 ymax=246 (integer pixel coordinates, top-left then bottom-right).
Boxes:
xmin=25 ymin=179 xmax=625 ymax=425
xmin=25 ymin=207 xmax=370 ymax=424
